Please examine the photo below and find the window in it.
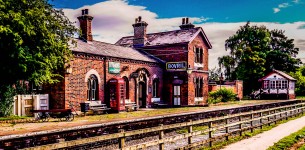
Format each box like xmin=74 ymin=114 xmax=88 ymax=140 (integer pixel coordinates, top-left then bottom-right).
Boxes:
xmin=263 ymin=81 xmax=269 ymax=89
xmin=153 ymin=78 xmax=159 ymax=97
xmin=194 ymin=77 xmax=203 ymax=97
xmin=282 ymin=80 xmax=288 ymax=89
xmin=270 ymin=80 xmax=276 ymax=89
xmin=87 ymin=74 xmax=98 ymax=100
xmin=123 ymin=76 xmax=129 ymax=99
xmin=194 ymin=47 xmax=203 ymax=63
xmin=276 ymin=81 xmax=281 ymax=89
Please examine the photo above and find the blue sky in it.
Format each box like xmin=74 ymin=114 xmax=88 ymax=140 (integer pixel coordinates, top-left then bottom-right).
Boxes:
xmin=51 ymin=0 xmax=305 ymax=23
xmin=50 ymin=0 xmax=305 ymax=67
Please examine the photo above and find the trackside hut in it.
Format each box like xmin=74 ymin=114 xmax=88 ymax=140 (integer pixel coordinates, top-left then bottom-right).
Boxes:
xmin=258 ymin=70 xmax=296 ymax=99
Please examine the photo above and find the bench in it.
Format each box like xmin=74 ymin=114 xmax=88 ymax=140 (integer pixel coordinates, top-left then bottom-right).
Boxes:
xmin=125 ymin=101 xmax=138 ymax=112
xmin=152 ymin=102 xmax=168 ymax=108
xmin=86 ymin=102 xmax=110 ymax=114
xmin=31 ymin=109 xmax=74 ymax=122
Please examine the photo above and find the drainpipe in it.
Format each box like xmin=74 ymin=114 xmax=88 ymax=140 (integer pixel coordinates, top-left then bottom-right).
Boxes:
xmin=104 ymin=57 xmax=107 ymax=105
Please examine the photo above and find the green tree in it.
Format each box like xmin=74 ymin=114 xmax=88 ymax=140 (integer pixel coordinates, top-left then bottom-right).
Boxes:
xmin=222 ymin=22 xmax=301 ymax=95
xmin=209 ymin=67 xmax=221 ymax=81
xmin=289 ymin=66 xmax=305 ymax=95
xmin=0 ymin=0 xmax=78 ymax=116
xmin=218 ymin=55 xmax=235 ymax=80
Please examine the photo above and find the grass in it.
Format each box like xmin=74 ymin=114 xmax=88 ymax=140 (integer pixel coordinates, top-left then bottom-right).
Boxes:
xmin=0 ymin=116 xmax=30 ymax=121
xmin=267 ymin=125 xmax=305 ymax=150
xmin=198 ymin=111 xmax=305 ymax=150
xmin=296 ymin=95 xmax=305 ymax=100
xmin=176 ymin=125 xmax=209 ymax=134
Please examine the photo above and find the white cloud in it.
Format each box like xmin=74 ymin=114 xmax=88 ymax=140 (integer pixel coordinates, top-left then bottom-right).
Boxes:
xmin=279 ymin=3 xmax=290 ymax=8
xmin=273 ymin=8 xmax=281 ymax=13
xmin=293 ymin=0 xmax=300 ymax=3
xmin=62 ymin=0 xmax=305 ymax=68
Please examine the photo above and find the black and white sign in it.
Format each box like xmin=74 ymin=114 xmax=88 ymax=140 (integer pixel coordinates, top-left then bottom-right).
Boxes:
xmin=166 ymin=61 xmax=187 ymax=71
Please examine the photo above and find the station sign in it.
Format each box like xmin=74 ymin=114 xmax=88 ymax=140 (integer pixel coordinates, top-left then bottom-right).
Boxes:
xmin=166 ymin=61 xmax=187 ymax=71
xmin=109 ymin=62 xmax=120 ymax=74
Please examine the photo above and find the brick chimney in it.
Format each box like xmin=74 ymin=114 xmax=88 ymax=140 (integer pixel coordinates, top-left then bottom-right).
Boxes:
xmin=77 ymin=9 xmax=94 ymax=41
xmin=132 ymin=16 xmax=148 ymax=47
xmin=179 ymin=17 xmax=195 ymax=30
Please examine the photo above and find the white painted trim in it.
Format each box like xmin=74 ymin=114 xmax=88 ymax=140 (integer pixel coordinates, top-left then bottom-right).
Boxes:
xmin=84 ymin=69 xmax=101 ymax=83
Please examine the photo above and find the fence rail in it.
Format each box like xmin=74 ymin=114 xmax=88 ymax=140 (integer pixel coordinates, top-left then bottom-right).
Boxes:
xmin=21 ymin=102 xmax=305 ymax=150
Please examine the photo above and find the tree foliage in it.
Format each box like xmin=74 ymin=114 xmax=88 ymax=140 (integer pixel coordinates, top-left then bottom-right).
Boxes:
xmin=219 ymin=22 xmax=301 ymax=95
xmin=0 ymin=0 xmax=78 ymax=116
xmin=209 ymin=67 xmax=221 ymax=81
xmin=0 ymin=0 xmax=77 ymax=86
xmin=289 ymin=65 xmax=305 ymax=95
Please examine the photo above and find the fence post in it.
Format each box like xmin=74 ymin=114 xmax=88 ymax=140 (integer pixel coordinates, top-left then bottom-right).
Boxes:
xmin=260 ymin=112 xmax=263 ymax=129
xmin=268 ymin=110 xmax=271 ymax=126
xmin=274 ymin=109 xmax=277 ymax=124
xmin=250 ymin=111 xmax=254 ymax=133
xmin=159 ymin=124 xmax=164 ymax=150
xmin=119 ymin=129 xmax=125 ymax=149
xmin=188 ymin=120 xmax=192 ymax=145
xmin=226 ymin=118 xmax=229 ymax=141
xmin=286 ymin=107 xmax=289 ymax=120
xmin=209 ymin=121 xmax=213 ymax=147
xmin=239 ymin=115 xmax=242 ymax=136
xmin=301 ymin=104 xmax=304 ymax=116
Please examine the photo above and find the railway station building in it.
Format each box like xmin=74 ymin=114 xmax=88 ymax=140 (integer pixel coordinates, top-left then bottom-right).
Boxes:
xmin=46 ymin=9 xmax=212 ymax=111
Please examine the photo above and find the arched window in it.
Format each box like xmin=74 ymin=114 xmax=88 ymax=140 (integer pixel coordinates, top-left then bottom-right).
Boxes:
xmin=153 ymin=78 xmax=159 ymax=97
xmin=87 ymin=74 xmax=98 ymax=101
xmin=123 ymin=76 xmax=129 ymax=99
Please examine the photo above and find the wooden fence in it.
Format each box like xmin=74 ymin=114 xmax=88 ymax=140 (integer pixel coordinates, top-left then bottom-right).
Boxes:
xmin=24 ymin=102 xmax=305 ymax=150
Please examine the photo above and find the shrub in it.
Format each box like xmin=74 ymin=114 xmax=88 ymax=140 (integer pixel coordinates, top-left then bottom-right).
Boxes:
xmin=0 ymin=85 xmax=16 ymax=117
xmin=208 ymin=88 xmax=237 ymax=104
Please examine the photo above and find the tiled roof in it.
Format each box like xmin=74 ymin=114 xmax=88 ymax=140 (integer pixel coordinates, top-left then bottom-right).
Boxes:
xmin=273 ymin=70 xmax=296 ymax=81
xmin=70 ymin=39 xmax=157 ymax=63
xmin=259 ymin=69 xmax=296 ymax=81
xmin=115 ymin=27 xmax=212 ymax=48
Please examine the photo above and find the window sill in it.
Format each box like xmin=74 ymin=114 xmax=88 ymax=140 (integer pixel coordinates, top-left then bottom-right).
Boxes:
xmin=194 ymin=63 xmax=204 ymax=68
xmin=195 ymin=97 xmax=203 ymax=102
xmin=151 ymin=97 xmax=160 ymax=102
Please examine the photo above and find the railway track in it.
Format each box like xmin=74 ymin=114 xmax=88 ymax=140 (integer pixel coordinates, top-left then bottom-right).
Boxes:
xmin=0 ymin=100 xmax=301 ymax=149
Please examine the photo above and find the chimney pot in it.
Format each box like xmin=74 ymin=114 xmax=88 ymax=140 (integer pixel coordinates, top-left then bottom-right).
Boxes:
xmin=186 ymin=18 xmax=189 ymax=24
xmin=78 ymin=9 xmax=93 ymax=41
xmin=138 ymin=16 xmax=142 ymax=22
xmin=182 ymin=18 xmax=185 ymax=24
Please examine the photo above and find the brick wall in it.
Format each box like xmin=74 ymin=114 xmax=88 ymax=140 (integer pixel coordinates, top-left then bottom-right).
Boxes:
xmin=208 ymin=80 xmax=244 ymax=100
xmin=50 ymin=53 xmax=163 ymax=110
xmin=141 ymin=32 xmax=210 ymax=106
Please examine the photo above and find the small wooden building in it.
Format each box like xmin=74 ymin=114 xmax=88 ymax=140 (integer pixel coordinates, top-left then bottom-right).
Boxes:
xmin=258 ymin=70 xmax=296 ymax=99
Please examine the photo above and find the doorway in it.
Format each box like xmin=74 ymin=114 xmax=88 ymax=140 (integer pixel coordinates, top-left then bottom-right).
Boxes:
xmin=139 ymin=82 xmax=147 ymax=108
xmin=173 ymin=85 xmax=181 ymax=106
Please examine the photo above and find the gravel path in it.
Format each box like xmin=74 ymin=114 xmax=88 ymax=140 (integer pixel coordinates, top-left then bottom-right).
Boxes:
xmin=222 ymin=116 xmax=305 ymax=150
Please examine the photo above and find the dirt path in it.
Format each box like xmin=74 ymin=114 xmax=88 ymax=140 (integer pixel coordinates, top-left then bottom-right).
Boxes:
xmin=222 ymin=116 xmax=305 ymax=150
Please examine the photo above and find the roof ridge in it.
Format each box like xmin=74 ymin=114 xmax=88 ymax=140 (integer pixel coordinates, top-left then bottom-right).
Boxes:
xmin=118 ymin=27 xmax=200 ymax=39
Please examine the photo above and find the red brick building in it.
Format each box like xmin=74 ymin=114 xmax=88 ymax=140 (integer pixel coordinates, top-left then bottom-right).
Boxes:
xmin=47 ymin=10 xmax=212 ymax=110
xmin=116 ymin=16 xmax=212 ymax=106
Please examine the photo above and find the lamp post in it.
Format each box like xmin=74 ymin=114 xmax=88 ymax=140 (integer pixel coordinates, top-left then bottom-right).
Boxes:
xmin=219 ymin=73 xmax=224 ymax=89
xmin=187 ymin=67 xmax=193 ymax=75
